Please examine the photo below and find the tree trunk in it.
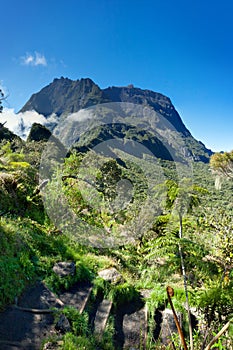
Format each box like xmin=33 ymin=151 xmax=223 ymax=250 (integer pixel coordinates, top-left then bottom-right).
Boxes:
xmin=179 ymin=212 xmax=193 ymax=350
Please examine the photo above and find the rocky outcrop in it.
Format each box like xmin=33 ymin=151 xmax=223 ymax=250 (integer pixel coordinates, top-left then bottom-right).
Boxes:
xmin=20 ymin=77 xmax=109 ymax=116
xmin=20 ymin=77 xmax=213 ymax=162
xmin=159 ymin=308 xmax=183 ymax=346
xmin=27 ymin=123 xmax=52 ymax=142
xmin=103 ymin=85 xmax=190 ymax=136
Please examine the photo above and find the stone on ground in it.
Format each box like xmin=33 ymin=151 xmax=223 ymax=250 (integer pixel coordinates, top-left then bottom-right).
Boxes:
xmin=94 ymin=299 xmax=113 ymax=338
xmin=98 ymin=267 xmax=122 ymax=284
xmin=52 ymin=261 xmax=76 ymax=277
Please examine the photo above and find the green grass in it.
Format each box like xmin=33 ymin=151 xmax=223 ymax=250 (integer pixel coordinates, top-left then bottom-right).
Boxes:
xmin=0 ymin=141 xmax=233 ymax=348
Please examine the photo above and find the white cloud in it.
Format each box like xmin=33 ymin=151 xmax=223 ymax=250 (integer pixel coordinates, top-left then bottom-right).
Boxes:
xmin=68 ymin=109 xmax=95 ymax=122
xmin=0 ymin=108 xmax=47 ymax=139
xmin=24 ymin=54 xmax=34 ymax=65
xmin=34 ymin=52 xmax=47 ymax=66
xmin=0 ymin=107 xmax=96 ymax=144
xmin=21 ymin=52 xmax=47 ymax=66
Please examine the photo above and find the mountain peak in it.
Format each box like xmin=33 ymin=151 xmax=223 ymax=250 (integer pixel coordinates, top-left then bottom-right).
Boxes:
xmin=20 ymin=77 xmax=108 ymax=116
xmin=102 ymin=85 xmax=189 ymax=136
xmin=19 ymin=77 xmax=212 ymax=162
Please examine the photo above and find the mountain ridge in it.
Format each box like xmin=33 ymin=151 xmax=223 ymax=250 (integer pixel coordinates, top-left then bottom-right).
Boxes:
xmin=19 ymin=77 xmax=212 ymax=162
xmin=20 ymin=77 xmax=110 ymax=117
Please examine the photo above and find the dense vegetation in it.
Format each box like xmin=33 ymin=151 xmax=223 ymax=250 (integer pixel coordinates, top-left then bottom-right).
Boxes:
xmin=0 ymin=120 xmax=232 ymax=349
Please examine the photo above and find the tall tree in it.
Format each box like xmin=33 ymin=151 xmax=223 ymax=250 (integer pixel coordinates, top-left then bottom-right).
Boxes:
xmin=165 ymin=178 xmax=207 ymax=350
xmin=210 ymin=151 xmax=233 ymax=179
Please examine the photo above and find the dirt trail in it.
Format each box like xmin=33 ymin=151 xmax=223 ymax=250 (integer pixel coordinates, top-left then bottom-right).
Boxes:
xmin=0 ymin=282 xmax=62 ymax=350
xmin=0 ymin=280 xmax=95 ymax=350
xmin=0 ymin=281 xmax=152 ymax=350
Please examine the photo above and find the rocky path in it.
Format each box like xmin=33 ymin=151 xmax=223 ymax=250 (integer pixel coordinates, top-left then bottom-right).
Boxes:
xmin=0 ymin=282 xmax=61 ymax=350
xmin=0 ymin=283 xmax=150 ymax=350
xmin=122 ymin=291 xmax=149 ymax=349
xmin=94 ymin=299 xmax=113 ymax=338
xmin=58 ymin=282 xmax=93 ymax=313
xmin=113 ymin=293 xmax=147 ymax=350
xmin=0 ymin=274 xmax=180 ymax=349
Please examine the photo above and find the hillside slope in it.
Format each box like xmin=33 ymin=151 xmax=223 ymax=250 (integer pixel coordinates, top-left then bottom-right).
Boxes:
xmin=20 ymin=77 xmax=212 ymax=162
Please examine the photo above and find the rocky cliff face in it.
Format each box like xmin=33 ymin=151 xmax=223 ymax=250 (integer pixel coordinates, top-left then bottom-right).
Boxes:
xmin=19 ymin=77 xmax=212 ymax=162
xmin=103 ymin=85 xmax=191 ymax=136
xmin=20 ymin=77 xmax=109 ymax=117
xmin=20 ymin=79 xmax=189 ymax=136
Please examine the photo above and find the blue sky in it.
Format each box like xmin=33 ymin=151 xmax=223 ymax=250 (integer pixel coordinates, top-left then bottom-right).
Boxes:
xmin=1 ymin=0 xmax=233 ymax=152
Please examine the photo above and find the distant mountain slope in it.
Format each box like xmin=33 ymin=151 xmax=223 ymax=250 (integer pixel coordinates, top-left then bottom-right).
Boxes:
xmin=103 ymin=85 xmax=190 ymax=136
xmin=73 ymin=123 xmax=174 ymax=161
xmin=20 ymin=77 xmax=109 ymax=117
xmin=20 ymin=77 xmax=212 ymax=162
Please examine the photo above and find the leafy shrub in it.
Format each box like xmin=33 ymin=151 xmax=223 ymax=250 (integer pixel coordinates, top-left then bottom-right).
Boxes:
xmin=93 ymin=276 xmax=111 ymax=299
xmin=62 ymin=333 xmax=95 ymax=350
xmin=110 ymin=282 xmax=140 ymax=306
xmin=193 ymin=279 xmax=233 ymax=325
xmin=45 ymin=261 xmax=93 ymax=293
xmin=60 ymin=307 xmax=89 ymax=336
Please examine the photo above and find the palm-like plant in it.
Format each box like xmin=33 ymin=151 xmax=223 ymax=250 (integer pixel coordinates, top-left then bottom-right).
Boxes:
xmin=210 ymin=151 xmax=233 ymax=179
xmin=164 ymin=178 xmax=207 ymax=350
xmin=210 ymin=151 xmax=233 ymax=189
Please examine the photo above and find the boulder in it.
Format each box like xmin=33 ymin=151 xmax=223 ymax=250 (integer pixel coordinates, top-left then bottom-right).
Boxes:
xmin=55 ymin=314 xmax=71 ymax=333
xmin=52 ymin=261 xmax=76 ymax=278
xmin=98 ymin=267 xmax=122 ymax=284
xmin=159 ymin=308 xmax=182 ymax=346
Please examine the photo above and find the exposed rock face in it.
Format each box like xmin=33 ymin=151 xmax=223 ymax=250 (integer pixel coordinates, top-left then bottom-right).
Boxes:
xmin=103 ymin=85 xmax=190 ymax=136
xmin=20 ymin=77 xmax=213 ymax=162
xmin=20 ymin=78 xmax=188 ymax=135
xmin=20 ymin=77 xmax=109 ymax=116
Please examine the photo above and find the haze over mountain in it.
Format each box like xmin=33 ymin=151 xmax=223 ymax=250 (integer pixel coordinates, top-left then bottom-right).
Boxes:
xmin=19 ymin=77 xmax=212 ymax=162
